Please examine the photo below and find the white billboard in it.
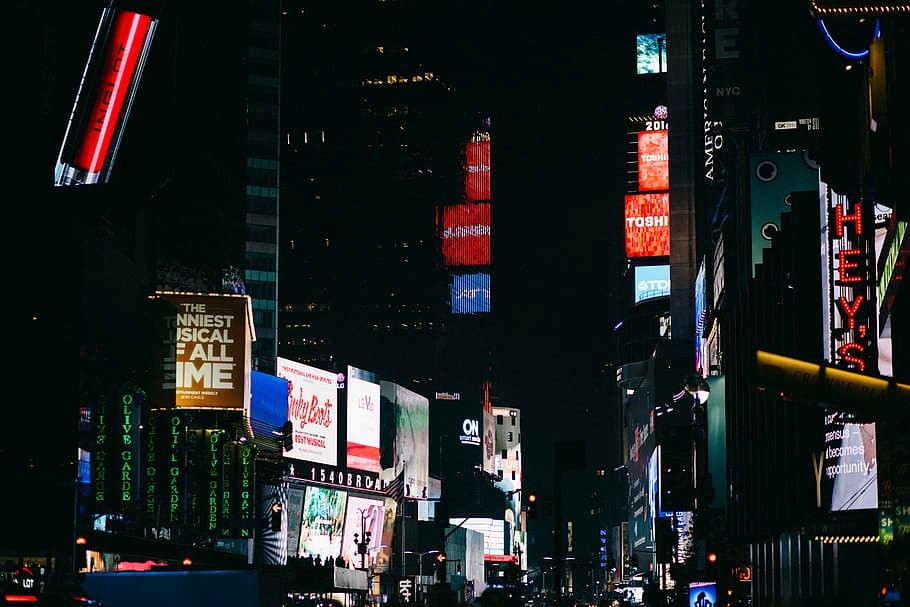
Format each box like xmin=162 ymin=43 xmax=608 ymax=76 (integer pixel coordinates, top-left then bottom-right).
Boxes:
xmin=277 ymin=357 xmax=338 ymax=465
xmin=347 ymin=366 xmax=381 ymax=473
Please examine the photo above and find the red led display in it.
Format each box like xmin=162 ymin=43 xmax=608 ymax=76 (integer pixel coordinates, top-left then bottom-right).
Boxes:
xmin=625 ymin=193 xmax=670 ymax=258
xmin=73 ymin=11 xmax=153 ymax=173
xmin=465 ymin=140 xmax=491 ymax=202
xmin=637 ymin=130 xmax=669 ymax=191
xmin=442 ymin=202 xmax=490 ymax=267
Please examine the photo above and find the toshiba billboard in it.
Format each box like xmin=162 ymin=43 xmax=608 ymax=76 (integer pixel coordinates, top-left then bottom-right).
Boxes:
xmin=625 ymin=193 xmax=670 ymax=258
xmin=637 ymin=130 xmax=669 ymax=191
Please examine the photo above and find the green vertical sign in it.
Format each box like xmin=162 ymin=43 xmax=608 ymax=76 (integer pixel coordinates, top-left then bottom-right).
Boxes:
xmin=165 ymin=413 xmax=185 ymax=527
xmin=204 ymin=430 xmax=224 ymax=534
xmin=236 ymin=443 xmax=254 ymax=537
xmin=91 ymin=392 xmax=110 ymax=512
xmin=144 ymin=411 xmax=160 ymax=526
xmin=116 ymin=386 xmax=143 ymax=516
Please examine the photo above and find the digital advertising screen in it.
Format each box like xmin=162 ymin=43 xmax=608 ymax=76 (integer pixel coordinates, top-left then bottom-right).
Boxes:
xmin=442 ymin=202 xmax=491 ymax=268
xmin=634 ymin=264 xmax=671 ymax=304
xmin=694 ymin=260 xmax=707 ymax=375
xmin=250 ymin=370 xmax=290 ymax=428
xmin=637 ymin=130 xmax=669 ymax=191
xmin=297 ymin=486 xmax=348 ymax=559
xmin=151 ymin=292 xmax=253 ymax=410
xmin=346 ymin=365 xmax=382 ymax=473
xmin=340 ymin=495 xmax=385 ymax=569
xmin=748 ymin=151 xmax=819 ymax=277
xmin=689 ymin=582 xmax=717 ymax=607
xmin=824 ymin=410 xmax=878 ymax=511
xmin=482 ymin=379 xmax=496 ymax=475
xmin=450 ymin=272 xmax=491 ymax=314
xmin=625 ymin=193 xmax=670 ymax=258
xmin=54 ymin=6 xmax=158 ymax=186
xmin=465 ymin=139 xmax=491 ymax=202
xmin=637 ymin=33 xmax=668 ymax=74
xmin=374 ymin=497 xmax=399 ymax=573
xmin=381 ymin=381 xmax=430 ymax=499
xmin=276 ymin=358 xmax=339 ymax=466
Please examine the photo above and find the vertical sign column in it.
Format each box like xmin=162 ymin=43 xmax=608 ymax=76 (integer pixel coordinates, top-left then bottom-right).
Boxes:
xmin=829 ymin=193 xmax=878 ymax=373
xmin=236 ymin=442 xmax=254 ymax=537
xmin=143 ymin=411 xmax=160 ymax=529
xmin=116 ymin=386 xmax=143 ymax=516
xmin=204 ymin=429 xmax=224 ymax=535
xmin=91 ymin=392 xmax=110 ymax=512
xmin=166 ymin=413 xmax=186 ymax=529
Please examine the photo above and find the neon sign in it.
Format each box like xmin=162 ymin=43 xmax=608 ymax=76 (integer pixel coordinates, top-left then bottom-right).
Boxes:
xmin=92 ymin=393 xmax=109 ymax=507
xmin=828 ymin=192 xmax=876 ymax=372
xmin=117 ymin=388 xmax=142 ymax=512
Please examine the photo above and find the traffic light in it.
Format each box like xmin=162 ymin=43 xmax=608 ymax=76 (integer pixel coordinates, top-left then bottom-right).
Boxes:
xmin=434 ymin=551 xmax=447 ymax=582
xmin=281 ymin=420 xmax=294 ymax=451
xmin=270 ymin=501 xmax=283 ymax=532
xmin=526 ymin=492 xmax=538 ymax=519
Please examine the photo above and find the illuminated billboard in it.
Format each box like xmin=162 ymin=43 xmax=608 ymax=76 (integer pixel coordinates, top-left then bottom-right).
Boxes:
xmin=633 ymin=264 xmax=670 ymax=304
xmin=381 ymin=381 xmax=430 ymax=499
xmin=374 ymin=497 xmax=399 ymax=573
xmin=346 ymin=365 xmax=381 ymax=473
xmin=637 ymin=33 xmax=668 ymax=74
xmin=689 ymin=582 xmax=716 ymax=607
xmin=625 ymin=193 xmax=670 ymax=258
xmin=277 ymin=357 xmax=339 ymax=466
xmin=340 ymin=495 xmax=385 ymax=568
xmin=54 ymin=6 xmax=158 ymax=186
xmin=465 ymin=138 xmax=491 ymax=202
xmin=823 ymin=410 xmax=878 ymax=511
xmin=151 ymin=292 xmax=254 ymax=410
xmin=823 ymin=183 xmax=878 ymax=373
xmin=637 ymin=130 xmax=669 ymax=191
xmin=250 ymin=370 xmax=290 ymax=427
xmin=749 ymin=151 xmax=820 ymax=277
xmin=297 ymin=486 xmax=347 ymax=559
xmin=451 ymin=272 xmax=491 ymax=314
xmin=442 ymin=202 xmax=491 ymax=267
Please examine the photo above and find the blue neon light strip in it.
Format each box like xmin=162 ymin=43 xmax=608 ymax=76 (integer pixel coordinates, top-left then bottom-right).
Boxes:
xmin=817 ymin=18 xmax=881 ymax=59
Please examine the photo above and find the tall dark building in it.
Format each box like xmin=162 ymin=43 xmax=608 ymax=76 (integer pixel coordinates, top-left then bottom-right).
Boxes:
xmin=277 ymin=1 xmax=494 ymax=414
xmin=10 ymin=0 xmax=281 ymax=573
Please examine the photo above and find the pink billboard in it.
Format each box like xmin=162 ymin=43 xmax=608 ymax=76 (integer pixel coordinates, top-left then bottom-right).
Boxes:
xmin=442 ymin=202 xmax=491 ymax=267
xmin=465 ymin=139 xmax=491 ymax=201
xmin=637 ymin=130 xmax=669 ymax=191
xmin=340 ymin=495 xmax=385 ymax=569
xmin=625 ymin=193 xmax=670 ymax=258
xmin=277 ymin=357 xmax=338 ymax=466
xmin=346 ymin=366 xmax=381 ymax=473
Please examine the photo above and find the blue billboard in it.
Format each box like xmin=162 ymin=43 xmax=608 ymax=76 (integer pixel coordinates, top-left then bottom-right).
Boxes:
xmin=633 ymin=264 xmax=670 ymax=304
xmin=450 ymin=272 xmax=491 ymax=314
xmin=250 ymin=370 xmax=290 ymax=427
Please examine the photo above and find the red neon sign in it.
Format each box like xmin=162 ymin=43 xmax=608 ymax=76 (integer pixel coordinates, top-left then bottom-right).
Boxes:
xmin=829 ymin=195 xmax=874 ymax=372
xmin=54 ymin=7 xmax=157 ymax=186
xmin=74 ymin=11 xmax=152 ymax=172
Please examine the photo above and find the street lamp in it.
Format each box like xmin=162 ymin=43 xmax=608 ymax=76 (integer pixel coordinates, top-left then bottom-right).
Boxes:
xmin=404 ymin=550 xmax=439 ymax=605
